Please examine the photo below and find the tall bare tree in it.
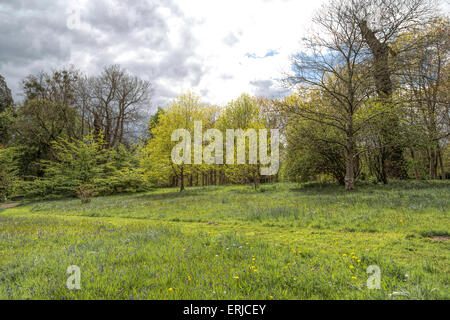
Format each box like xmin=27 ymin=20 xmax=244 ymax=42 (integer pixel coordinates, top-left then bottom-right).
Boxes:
xmin=282 ymin=0 xmax=379 ymax=190
xmin=342 ymin=0 xmax=438 ymax=179
xmin=78 ymin=65 xmax=152 ymax=149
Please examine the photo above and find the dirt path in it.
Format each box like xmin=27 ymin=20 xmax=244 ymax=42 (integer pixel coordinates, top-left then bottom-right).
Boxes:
xmin=0 ymin=202 xmax=21 ymax=209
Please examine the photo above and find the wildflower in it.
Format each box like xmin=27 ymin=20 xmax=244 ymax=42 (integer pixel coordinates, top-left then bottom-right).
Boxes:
xmin=168 ymin=288 xmax=173 ymax=292
xmin=187 ymin=276 xmax=191 ymax=281
xmin=342 ymin=254 xmax=347 ymax=257
xmin=357 ymin=259 xmax=361 ymax=263
xmin=234 ymin=276 xmax=239 ymax=279
xmin=352 ymin=276 xmax=357 ymax=280
xmin=269 ymin=296 xmax=273 ymax=299
xmin=349 ymin=265 xmax=354 ymax=270
xmin=400 ymin=219 xmax=404 ymax=223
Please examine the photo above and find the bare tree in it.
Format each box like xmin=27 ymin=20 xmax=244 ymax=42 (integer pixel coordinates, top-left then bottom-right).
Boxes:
xmin=282 ymin=0 xmax=378 ymax=190
xmin=78 ymin=65 xmax=152 ymax=149
xmin=343 ymin=0 xmax=438 ymax=178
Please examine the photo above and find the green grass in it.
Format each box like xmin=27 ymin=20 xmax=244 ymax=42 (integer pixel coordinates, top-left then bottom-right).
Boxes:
xmin=0 ymin=181 xmax=449 ymax=299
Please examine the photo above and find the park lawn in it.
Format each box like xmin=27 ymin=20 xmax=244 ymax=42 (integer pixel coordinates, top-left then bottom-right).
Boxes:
xmin=0 ymin=181 xmax=448 ymax=299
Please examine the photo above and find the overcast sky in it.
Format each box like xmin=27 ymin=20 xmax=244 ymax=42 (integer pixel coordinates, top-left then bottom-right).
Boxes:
xmin=1 ymin=0 xmax=448 ymax=110
xmin=0 ymin=0 xmax=329 ymax=110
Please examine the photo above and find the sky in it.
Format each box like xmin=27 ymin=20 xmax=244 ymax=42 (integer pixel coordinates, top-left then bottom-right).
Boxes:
xmin=0 ymin=0 xmax=326 ymax=110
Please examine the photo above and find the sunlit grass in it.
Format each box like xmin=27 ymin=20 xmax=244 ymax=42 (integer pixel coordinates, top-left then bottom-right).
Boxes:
xmin=0 ymin=181 xmax=449 ymax=299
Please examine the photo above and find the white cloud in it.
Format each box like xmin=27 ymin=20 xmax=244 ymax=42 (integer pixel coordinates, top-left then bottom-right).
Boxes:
xmin=0 ymin=0 xmax=326 ymax=107
xmin=175 ymin=0 xmax=326 ymax=105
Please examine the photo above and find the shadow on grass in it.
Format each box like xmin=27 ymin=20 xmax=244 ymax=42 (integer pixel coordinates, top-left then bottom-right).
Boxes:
xmin=289 ymin=180 xmax=450 ymax=195
xmin=135 ymin=189 xmax=201 ymax=201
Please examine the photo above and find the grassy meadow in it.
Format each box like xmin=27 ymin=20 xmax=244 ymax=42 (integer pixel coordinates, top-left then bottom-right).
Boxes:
xmin=0 ymin=181 xmax=449 ymax=300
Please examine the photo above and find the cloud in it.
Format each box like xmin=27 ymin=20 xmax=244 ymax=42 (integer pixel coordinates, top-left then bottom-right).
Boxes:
xmin=0 ymin=0 xmax=325 ymax=108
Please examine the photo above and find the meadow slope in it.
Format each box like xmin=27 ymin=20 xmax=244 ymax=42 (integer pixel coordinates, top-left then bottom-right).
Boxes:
xmin=0 ymin=181 xmax=449 ymax=299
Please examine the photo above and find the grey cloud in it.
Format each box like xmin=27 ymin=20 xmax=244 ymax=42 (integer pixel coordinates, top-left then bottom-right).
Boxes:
xmin=250 ymin=79 xmax=290 ymax=99
xmin=0 ymin=0 xmax=205 ymax=108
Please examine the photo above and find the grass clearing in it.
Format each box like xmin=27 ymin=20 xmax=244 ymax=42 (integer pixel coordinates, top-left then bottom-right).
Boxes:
xmin=0 ymin=181 xmax=449 ymax=299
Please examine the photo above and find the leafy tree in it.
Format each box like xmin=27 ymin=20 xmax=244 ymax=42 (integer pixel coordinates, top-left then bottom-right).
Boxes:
xmin=0 ymin=75 xmax=14 ymax=146
xmin=142 ymin=92 xmax=206 ymax=191
xmin=0 ymin=146 xmax=19 ymax=201
xmin=396 ymin=17 xmax=450 ymax=179
xmin=283 ymin=116 xmax=347 ymax=185
xmin=0 ymin=74 xmax=13 ymax=114
xmin=12 ymin=98 xmax=80 ymax=176
xmin=0 ymin=106 xmax=14 ymax=146
xmin=217 ymin=94 xmax=268 ymax=189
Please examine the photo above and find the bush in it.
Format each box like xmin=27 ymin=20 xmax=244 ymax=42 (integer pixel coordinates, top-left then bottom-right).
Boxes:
xmin=76 ymin=184 xmax=98 ymax=204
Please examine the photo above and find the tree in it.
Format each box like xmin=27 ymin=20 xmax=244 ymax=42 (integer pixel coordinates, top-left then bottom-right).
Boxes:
xmin=142 ymin=92 xmax=206 ymax=192
xmin=397 ymin=17 xmax=450 ymax=179
xmin=339 ymin=0 xmax=437 ymax=178
xmin=216 ymin=94 xmax=267 ymax=189
xmin=283 ymin=1 xmax=382 ymax=190
xmin=13 ymin=98 xmax=80 ymax=176
xmin=79 ymin=65 xmax=152 ymax=149
xmin=0 ymin=146 xmax=19 ymax=201
xmin=283 ymin=114 xmax=347 ymax=185
xmin=0 ymin=74 xmax=13 ymax=114
xmin=0 ymin=75 xmax=14 ymax=146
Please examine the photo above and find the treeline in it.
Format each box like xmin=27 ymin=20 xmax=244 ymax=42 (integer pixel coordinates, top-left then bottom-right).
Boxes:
xmin=0 ymin=0 xmax=449 ymax=201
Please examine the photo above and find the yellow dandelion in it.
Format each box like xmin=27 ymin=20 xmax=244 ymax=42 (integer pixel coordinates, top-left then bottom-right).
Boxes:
xmin=342 ymin=254 xmax=347 ymax=257
xmin=357 ymin=259 xmax=361 ymax=263
xmin=352 ymin=276 xmax=357 ymax=280
xmin=187 ymin=276 xmax=191 ymax=281
xmin=234 ymin=276 xmax=239 ymax=279
xmin=269 ymin=296 xmax=273 ymax=299
xmin=349 ymin=265 xmax=354 ymax=269
xmin=168 ymin=288 xmax=173 ymax=292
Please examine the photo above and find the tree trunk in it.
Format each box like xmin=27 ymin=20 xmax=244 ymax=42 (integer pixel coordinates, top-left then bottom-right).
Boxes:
xmin=345 ymin=135 xmax=355 ymax=191
xmin=179 ymin=166 xmax=185 ymax=192
xmin=438 ymin=148 xmax=445 ymax=180
xmin=430 ymin=148 xmax=438 ymax=180
xmin=409 ymin=149 xmax=421 ymax=180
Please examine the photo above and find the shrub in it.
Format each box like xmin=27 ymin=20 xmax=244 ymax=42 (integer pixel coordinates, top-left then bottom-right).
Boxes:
xmin=76 ymin=184 xmax=98 ymax=204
